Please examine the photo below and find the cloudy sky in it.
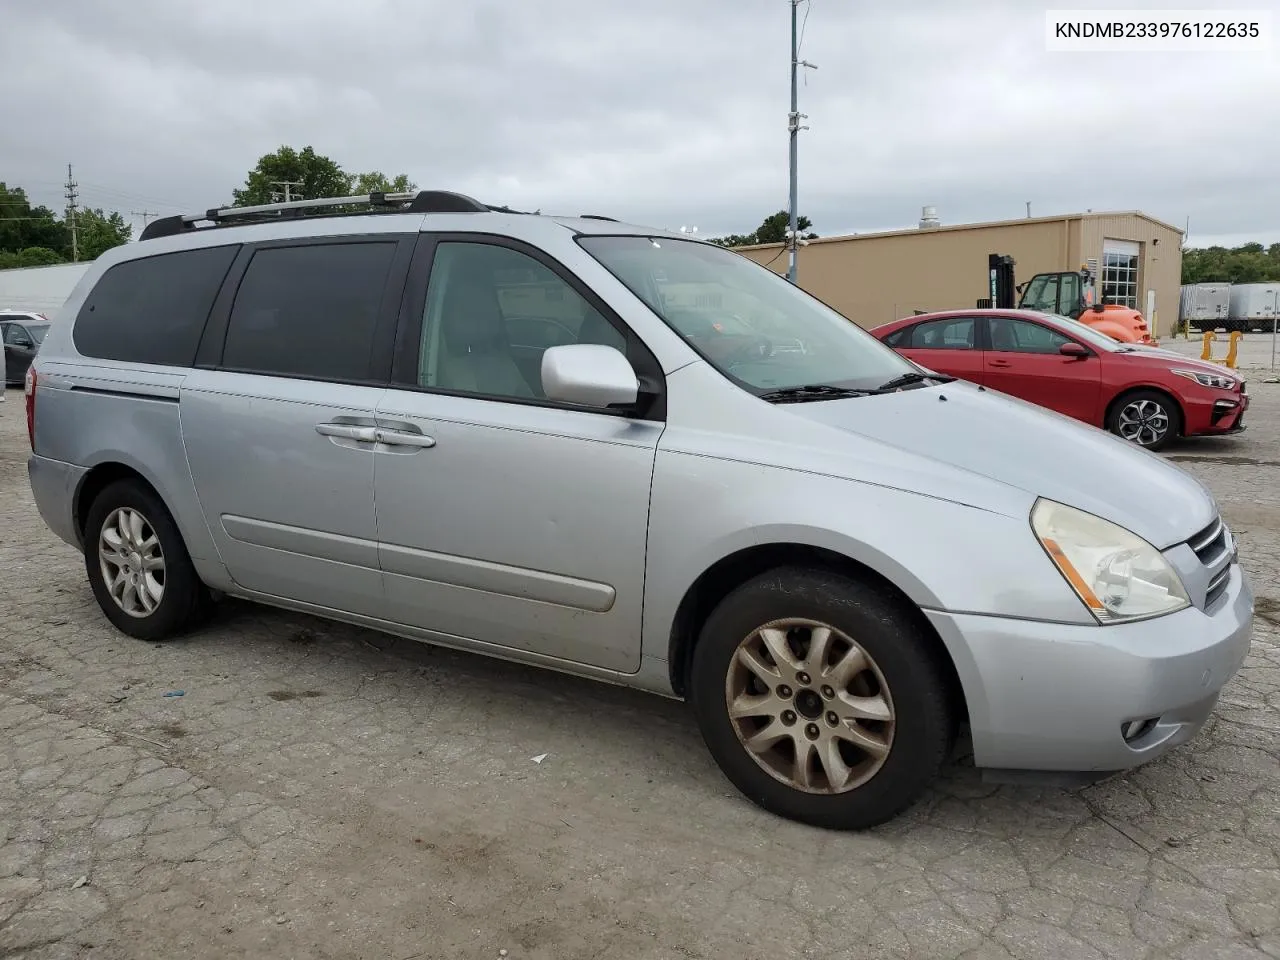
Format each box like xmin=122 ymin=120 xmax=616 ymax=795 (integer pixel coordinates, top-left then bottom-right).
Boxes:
xmin=3 ymin=0 xmax=1277 ymax=247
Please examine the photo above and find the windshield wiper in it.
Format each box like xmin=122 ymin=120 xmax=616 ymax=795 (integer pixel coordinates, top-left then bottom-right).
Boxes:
xmin=873 ymin=371 xmax=954 ymax=393
xmin=757 ymin=384 xmax=873 ymax=404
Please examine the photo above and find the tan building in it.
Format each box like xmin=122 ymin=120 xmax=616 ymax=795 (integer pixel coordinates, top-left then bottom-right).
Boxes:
xmin=735 ymin=211 xmax=1184 ymax=337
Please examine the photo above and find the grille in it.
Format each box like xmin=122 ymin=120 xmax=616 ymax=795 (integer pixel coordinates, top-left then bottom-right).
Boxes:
xmin=1189 ymin=517 xmax=1229 ymax=565
xmin=1205 ymin=566 xmax=1231 ymax=609
xmin=1187 ymin=516 xmax=1233 ymax=608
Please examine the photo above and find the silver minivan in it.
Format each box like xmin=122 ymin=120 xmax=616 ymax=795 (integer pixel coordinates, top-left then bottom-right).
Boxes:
xmin=26 ymin=191 xmax=1254 ymax=829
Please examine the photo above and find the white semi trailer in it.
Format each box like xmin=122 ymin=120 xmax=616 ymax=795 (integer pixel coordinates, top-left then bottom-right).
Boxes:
xmin=0 ymin=262 xmax=92 ymax=316
xmin=1179 ymin=282 xmax=1231 ymax=332
xmin=1227 ymin=282 xmax=1280 ymax=333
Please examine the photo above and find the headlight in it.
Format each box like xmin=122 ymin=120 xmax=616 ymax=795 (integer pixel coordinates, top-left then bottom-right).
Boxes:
xmin=1172 ymin=368 xmax=1237 ymax=390
xmin=1031 ymin=499 xmax=1189 ymax=623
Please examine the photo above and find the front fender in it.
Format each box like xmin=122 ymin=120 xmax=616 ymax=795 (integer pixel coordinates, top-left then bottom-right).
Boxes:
xmin=640 ymin=449 xmax=1096 ymax=668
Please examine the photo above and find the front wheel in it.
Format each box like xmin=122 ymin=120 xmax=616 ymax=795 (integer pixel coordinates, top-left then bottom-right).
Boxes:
xmin=1108 ymin=389 xmax=1180 ymax=451
xmin=689 ymin=568 xmax=955 ymax=830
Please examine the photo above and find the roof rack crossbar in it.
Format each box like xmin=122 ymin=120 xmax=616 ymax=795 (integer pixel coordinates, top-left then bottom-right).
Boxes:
xmin=140 ymin=190 xmax=493 ymax=240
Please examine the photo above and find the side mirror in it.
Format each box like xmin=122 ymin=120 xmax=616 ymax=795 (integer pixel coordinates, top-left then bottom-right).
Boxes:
xmin=542 ymin=344 xmax=639 ymax=408
xmin=1059 ymin=341 xmax=1090 ymax=359
xmin=1091 ymin=304 xmax=1104 ymax=313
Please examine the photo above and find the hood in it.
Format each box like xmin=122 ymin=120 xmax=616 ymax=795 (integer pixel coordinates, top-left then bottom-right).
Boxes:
xmin=1118 ymin=347 xmax=1245 ymax=381
xmin=788 ymin=382 xmax=1216 ymax=549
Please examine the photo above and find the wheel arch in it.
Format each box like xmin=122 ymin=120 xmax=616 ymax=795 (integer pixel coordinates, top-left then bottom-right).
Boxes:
xmin=71 ymin=457 xmax=209 ymax=557
xmin=665 ymin=541 xmax=970 ymax=730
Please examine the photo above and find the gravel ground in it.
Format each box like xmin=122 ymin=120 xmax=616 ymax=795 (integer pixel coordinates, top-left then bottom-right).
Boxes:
xmin=1 ymin=384 xmax=1278 ymax=960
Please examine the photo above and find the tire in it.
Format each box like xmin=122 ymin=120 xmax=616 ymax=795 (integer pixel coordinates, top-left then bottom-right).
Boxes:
xmin=1107 ymin=389 xmax=1181 ymax=451
xmin=689 ymin=567 xmax=955 ymax=830
xmin=84 ymin=479 xmax=211 ymax=641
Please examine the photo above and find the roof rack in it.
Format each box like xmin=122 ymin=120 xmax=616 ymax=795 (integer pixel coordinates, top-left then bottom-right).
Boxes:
xmin=579 ymin=214 xmax=618 ymax=222
xmin=139 ymin=189 xmax=497 ymax=241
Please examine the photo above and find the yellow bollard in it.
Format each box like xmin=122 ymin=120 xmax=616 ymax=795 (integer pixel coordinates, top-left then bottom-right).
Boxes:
xmin=1201 ymin=331 xmax=1216 ymax=360
xmin=1203 ymin=330 xmax=1243 ymax=369
xmin=1224 ymin=330 xmax=1242 ymax=369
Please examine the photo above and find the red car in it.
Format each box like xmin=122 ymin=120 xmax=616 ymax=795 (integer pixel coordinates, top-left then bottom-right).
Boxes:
xmin=871 ymin=309 xmax=1248 ymax=450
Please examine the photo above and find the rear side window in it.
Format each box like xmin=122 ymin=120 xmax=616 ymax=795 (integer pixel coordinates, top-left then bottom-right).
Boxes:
xmin=907 ymin=317 xmax=975 ymax=349
xmin=220 ymin=242 xmax=396 ymax=381
xmin=73 ymin=246 xmax=239 ymax=366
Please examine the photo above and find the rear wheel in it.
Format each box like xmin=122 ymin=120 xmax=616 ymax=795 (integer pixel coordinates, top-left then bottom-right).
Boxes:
xmin=84 ymin=479 xmax=211 ymax=641
xmin=1108 ymin=389 xmax=1180 ymax=451
xmin=689 ymin=567 xmax=955 ymax=830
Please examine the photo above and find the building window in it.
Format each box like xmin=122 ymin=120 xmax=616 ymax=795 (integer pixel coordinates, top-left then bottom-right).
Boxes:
xmin=1101 ymin=242 xmax=1139 ymax=309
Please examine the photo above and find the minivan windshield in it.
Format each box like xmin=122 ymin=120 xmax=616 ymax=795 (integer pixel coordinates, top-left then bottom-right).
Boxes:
xmin=578 ymin=236 xmax=919 ymax=395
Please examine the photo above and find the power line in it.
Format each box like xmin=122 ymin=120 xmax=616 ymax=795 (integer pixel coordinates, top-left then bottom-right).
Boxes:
xmin=64 ymin=164 xmax=79 ymax=263
xmin=12 ymin=177 xmax=187 ymax=210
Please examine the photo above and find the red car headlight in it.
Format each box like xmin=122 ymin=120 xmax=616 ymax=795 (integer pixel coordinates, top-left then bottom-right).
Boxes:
xmin=1171 ymin=368 xmax=1238 ymax=390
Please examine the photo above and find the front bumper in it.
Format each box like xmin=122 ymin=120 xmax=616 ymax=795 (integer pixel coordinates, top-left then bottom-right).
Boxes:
xmin=1184 ymin=387 xmax=1249 ymax=436
xmin=927 ymin=564 xmax=1254 ymax=772
xmin=28 ymin=454 xmax=89 ymax=550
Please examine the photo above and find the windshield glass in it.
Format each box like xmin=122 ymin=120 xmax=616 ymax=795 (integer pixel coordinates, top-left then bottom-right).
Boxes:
xmin=27 ymin=324 xmax=50 ymax=344
xmin=578 ymin=236 xmax=916 ymax=393
xmin=1036 ymin=313 xmax=1123 ymax=352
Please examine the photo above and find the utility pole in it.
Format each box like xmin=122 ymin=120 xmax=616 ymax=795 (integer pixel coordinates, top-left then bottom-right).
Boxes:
xmin=787 ymin=1 xmax=816 ymax=285
xmin=131 ymin=209 xmax=157 ymax=229
xmin=64 ymin=163 xmax=79 ymax=262
xmin=1026 ymin=201 xmax=1031 ymax=219
xmin=269 ymin=181 xmax=304 ymax=204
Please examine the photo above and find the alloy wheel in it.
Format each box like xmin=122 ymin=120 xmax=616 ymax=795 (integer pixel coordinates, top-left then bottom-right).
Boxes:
xmin=98 ymin=507 xmax=166 ymax=618
xmin=1117 ymin=398 xmax=1170 ymax=446
xmin=724 ymin=618 xmax=895 ymax=794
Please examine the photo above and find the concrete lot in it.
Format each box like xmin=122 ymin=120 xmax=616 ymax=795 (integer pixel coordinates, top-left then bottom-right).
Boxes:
xmin=1157 ymin=331 xmax=1280 ymax=375
xmin=1 ymin=385 xmax=1278 ymax=960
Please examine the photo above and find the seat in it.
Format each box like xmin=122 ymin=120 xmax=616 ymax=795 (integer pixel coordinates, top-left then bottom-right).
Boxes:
xmin=436 ymin=267 xmax=535 ymax=398
xmin=989 ymin=319 xmax=1016 ymax=351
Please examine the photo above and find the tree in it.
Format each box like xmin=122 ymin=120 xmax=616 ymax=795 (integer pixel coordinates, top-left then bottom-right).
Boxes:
xmin=74 ymin=208 xmax=132 ymax=260
xmin=232 ymin=147 xmax=416 ymax=207
xmin=707 ymin=210 xmax=818 ymax=248
xmin=0 ymin=183 xmax=70 ymax=258
xmin=351 ymin=171 xmax=417 ymax=195
xmin=233 ymin=146 xmax=353 ymax=206
xmin=1183 ymin=243 xmax=1280 ymax=284
xmin=753 ymin=210 xmax=816 ymax=245
xmin=706 ymin=233 xmax=757 ymax=248
xmin=0 ymin=247 xmax=66 ymax=269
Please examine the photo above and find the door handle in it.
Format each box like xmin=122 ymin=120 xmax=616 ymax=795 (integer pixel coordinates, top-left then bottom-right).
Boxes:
xmin=316 ymin=422 xmax=378 ymax=443
xmin=989 ymin=359 xmax=1013 ymax=368
xmin=374 ymin=428 xmax=436 ymax=448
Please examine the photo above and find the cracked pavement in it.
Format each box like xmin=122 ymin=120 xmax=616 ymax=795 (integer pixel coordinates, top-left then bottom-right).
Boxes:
xmin=1 ymin=384 xmax=1278 ymax=960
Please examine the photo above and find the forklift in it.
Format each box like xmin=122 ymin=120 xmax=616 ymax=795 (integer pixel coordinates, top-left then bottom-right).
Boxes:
xmin=985 ymin=254 xmax=1153 ymax=343
xmin=986 ymin=254 xmax=1096 ymax=319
